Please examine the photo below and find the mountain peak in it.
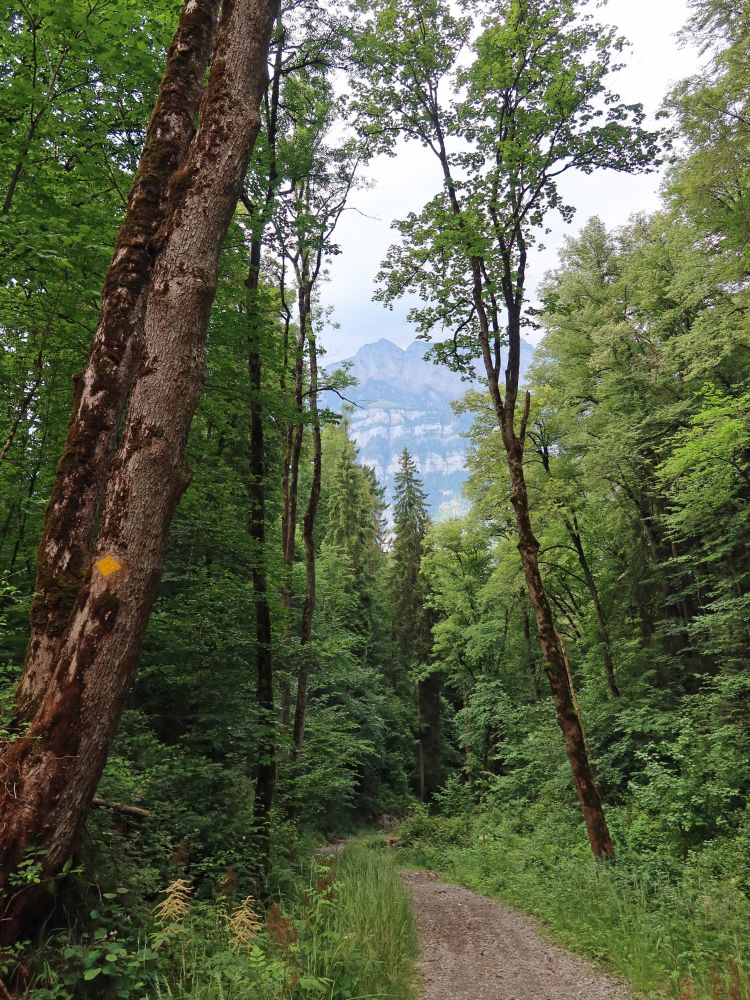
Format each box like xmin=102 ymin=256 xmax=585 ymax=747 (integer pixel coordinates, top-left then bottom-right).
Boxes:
xmin=326 ymin=336 xmax=535 ymax=519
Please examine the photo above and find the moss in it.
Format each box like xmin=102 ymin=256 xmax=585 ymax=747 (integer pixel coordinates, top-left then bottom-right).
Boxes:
xmin=29 ymin=556 xmax=88 ymax=636
xmin=167 ymin=162 xmax=197 ymax=202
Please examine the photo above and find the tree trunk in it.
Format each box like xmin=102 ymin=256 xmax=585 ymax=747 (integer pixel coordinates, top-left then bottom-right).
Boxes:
xmin=0 ymin=365 xmax=41 ymax=468
xmin=502 ymin=422 xmax=614 ymax=861
xmin=0 ymin=0 xmax=276 ymax=943
xmin=293 ymin=280 xmax=320 ymax=754
xmin=522 ymin=602 xmax=541 ymax=701
xmin=428 ymin=58 xmax=613 ymax=863
xmin=566 ymin=519 xmax=620 ymax=698
xmin=247 ymin=331 xmax=275 ymax=885
xmin=243 ymin=15 xmax=284 ymax=885
xmin=278 ymin=284 xmax=306 ymax=728
xmin=417 ymin=672 xmax=443 ymax=801
xmin=18 ymin=0 xmax=221 ymax=717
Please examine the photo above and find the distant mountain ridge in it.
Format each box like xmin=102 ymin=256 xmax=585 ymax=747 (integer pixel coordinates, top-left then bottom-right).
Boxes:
xmin=325 ymin=337 xmax=534 ymax=519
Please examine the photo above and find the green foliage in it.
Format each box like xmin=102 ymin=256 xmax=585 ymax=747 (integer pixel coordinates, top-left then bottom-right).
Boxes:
xmin=14 ymin=847 xmax=418 ymax=1000
xmin=150 ymin=846 xmax=418 ymax=1000
xmin=2 ymin=1 xmax=750 ymax=998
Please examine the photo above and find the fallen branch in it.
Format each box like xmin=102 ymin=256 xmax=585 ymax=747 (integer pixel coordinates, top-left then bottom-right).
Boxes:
xmin=92 ymin=797 xmax=150 ymax=819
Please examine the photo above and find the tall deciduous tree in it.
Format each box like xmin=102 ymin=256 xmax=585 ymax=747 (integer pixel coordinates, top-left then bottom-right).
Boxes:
xmin=357 ymin=0 xmax=661 ymax=859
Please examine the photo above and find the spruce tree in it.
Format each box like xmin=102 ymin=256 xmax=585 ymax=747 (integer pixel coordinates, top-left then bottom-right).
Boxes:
xmin=390 ymin=449 xmax=442 ymax=799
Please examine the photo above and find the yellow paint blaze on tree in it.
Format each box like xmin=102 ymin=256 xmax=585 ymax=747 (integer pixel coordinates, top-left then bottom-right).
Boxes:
xmin=95 ymin=555 xmax=122 ymax=577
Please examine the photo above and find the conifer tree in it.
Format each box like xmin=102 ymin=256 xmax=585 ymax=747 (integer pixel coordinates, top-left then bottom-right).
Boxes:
xmin=390 ymin=449 xmax=442 ymax=799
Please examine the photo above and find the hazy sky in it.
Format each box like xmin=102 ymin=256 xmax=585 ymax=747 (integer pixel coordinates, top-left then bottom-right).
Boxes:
xmin=321 ymin=0 xmax=698 ymax=362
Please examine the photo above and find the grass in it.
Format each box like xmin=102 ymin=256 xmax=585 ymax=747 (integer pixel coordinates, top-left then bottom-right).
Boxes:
xmin=153 ymin=841 xmax=419 ymax=999
xmin=398 ymin=813 xmax=750 ymax=1000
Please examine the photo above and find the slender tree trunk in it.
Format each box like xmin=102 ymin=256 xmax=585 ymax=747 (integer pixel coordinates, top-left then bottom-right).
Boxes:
xmin=5 ymin=428 xmax=48 ymax=577
xmin=566 ymin=519 xmax=620 ymax=697
xmin=243 ymin=12 xmax=283 ymax=882
xmin=279 ymin=296 xmax=306 ymax=727
xmin=293 ymin=280 xmax=320 ymax=754
xmin=522 ymin=602 xmax=541 ymax=701
xmin=247 ymin=316 xmax=275 ymax=885
xmin=501 ymin=416 xmax=614 ymax=861
xmin=471 ymin=238 xmax=613 ymax=859
xmin=2 ymin=109 xmax=45 ymax=217
xmin=437 ymin=143 xmax=613 ymax=859
xmin=417 ymin=730 xmax=426 ymax=802
xmin=18 ymin=0 xmax=221 ymax=718
xmin=417 ymin=673 xmax=443 ymax=800
xmin=0 ymin=0 xmax=276 ymax=943
xmin=0 ymin=373 xmax=41 ymax=467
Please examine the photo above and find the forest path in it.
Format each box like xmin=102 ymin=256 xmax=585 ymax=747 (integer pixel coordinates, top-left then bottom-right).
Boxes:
xmin=402 ymin=871 xmax=630 ymax=1000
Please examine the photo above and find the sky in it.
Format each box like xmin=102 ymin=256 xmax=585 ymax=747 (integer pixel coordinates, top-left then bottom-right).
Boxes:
xmin=321 ymin=0 xmax=698 ymax=362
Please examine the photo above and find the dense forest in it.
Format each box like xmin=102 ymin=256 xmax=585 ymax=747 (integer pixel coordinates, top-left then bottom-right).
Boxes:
xmin=0 ymin=0 xmax=749 ymax=997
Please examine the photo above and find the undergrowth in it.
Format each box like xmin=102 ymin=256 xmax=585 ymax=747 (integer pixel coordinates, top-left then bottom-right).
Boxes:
xmin=8 ymin=843 xmax=417 ymax=999
xmin=152 ymin=843 xmax=418 ymax=999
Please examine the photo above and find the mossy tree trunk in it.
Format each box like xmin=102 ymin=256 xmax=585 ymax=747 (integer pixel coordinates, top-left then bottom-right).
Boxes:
xmin=0 ymin=0 xmax=277 ymax=944
xmin=18 ymin=0 xmax=221 ymax=718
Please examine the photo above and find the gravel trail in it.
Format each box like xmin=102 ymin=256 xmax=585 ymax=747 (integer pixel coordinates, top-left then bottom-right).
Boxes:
xmin=403 ymin=871 xmax=630 ymax=1000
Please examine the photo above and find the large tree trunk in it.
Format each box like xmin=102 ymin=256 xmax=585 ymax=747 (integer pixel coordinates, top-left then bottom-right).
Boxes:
xmin=18 ymin=0 xmax=221 ymax=717
xmin=0 ymin=0 xmax=276 ymax=944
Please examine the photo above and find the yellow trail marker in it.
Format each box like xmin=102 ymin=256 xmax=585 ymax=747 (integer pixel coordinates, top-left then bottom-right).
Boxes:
xmin=96 ymin=555 xmax=122 ymax=577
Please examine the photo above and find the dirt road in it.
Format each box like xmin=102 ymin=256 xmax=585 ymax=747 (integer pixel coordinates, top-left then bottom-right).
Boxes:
xmin=403 ymin=871 xmax=629 ymax=1000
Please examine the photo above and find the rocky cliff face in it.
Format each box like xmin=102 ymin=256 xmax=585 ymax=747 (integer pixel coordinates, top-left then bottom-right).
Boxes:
xmin=325 ymin=338 xmax=534 ymax=519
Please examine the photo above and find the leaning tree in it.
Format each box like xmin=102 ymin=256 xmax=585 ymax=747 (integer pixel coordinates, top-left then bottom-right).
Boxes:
xmin=354 ymin=0 xmax=661 ymax=859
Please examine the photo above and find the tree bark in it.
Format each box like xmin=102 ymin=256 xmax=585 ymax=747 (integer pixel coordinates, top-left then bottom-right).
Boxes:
xmin=247 ymin=330 xmax=276 ymax=885
xmin=293 ymin=278 xmax=321 ymax=753
xmin=279 ymin=315 xmax=306 ymax=726
xmin=278 ymin=321 xmax=305 ymax=726
xmin=500 ymin=403 xmax=614 ymax=861
xmin=431 ymin=131 xmax=613 ymax=861
xmin=0 ymin=0 xmax=276 ymax=943
xmin=18 ymin=0 xmax=221 ymax=717
xmin=242 ymin=12 xmax=284 ymax=886
xmin=522 ymin=601 xmax=541 ymax=701
xmin=417 ymin=672 xmax=443 ymax=801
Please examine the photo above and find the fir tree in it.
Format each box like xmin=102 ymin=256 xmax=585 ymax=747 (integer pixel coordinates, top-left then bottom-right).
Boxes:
xmin=389 ymin=449 xmax=443 ymax=799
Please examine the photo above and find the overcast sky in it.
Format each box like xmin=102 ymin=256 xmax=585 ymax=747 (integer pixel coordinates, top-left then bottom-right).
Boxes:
xmin=321 ymin=0 xmax=698 ymax=362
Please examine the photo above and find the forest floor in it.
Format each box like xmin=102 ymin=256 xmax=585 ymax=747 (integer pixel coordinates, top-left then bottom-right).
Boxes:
xmin=402 ymin=870 xmax=631 ymax=1000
